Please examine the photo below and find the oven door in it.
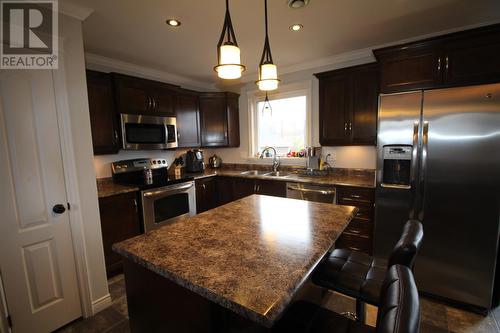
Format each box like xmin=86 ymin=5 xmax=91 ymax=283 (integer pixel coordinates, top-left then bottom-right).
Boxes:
xmin=121 ymin=113 xmax=178 ymax=150
xmin=141 ymin=181 xmax=196 ymax=232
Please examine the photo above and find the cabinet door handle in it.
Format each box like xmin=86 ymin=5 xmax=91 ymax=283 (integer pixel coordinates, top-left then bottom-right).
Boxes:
xmin=437 ymin=57 xmax=441 ymax=72
xmin=133 ymin=199 xmax=138 ymax=212
xmin=114 ymin=130 xmax=119 ymax=143
xmin=153 ymin=97 xmax=157 ymax=110
xmin=344 ymin=122 xmax=348 ymax=132
xmin=445 ymin=56 xmax=449 ymax=72
xmin=202 ymin=184 xmax=206 ymax=190
xmin=349 ymin=122 xmax=352 ymax=132
xmin=146 ymin=96 xmax=151 ymax=109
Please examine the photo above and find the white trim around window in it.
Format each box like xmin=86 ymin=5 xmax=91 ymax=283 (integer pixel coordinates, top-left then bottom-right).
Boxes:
xmin=247 ymin=80 xmax=313 ymax=161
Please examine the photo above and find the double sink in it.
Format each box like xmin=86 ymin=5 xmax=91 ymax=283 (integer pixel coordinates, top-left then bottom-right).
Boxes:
xmin=240 ymin=170 xmax=291 ymax=178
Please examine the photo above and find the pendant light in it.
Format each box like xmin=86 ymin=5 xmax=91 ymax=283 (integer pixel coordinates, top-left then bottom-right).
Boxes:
xmin=256 ymin=0 xmax=279 ymax=91
xmin=262 ymin=92 xmax=272 ymax=116
xmin=214 ymin=0 xmax=245 ymax=79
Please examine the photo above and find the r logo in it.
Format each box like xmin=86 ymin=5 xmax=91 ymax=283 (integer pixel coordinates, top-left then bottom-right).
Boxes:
xmin=1 ymin=0 xmax=58 ymax=68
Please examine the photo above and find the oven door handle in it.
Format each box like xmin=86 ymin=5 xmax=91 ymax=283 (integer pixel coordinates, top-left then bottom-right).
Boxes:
xmin=143 ymin=182 xmax=194 ymax=198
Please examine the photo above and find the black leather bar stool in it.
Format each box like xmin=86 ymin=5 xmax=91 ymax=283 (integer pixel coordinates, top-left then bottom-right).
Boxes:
xmin=273 ymin=264 xmax=421 ymax=333
xmin=312 ymin=220 xmax=423 ymax=322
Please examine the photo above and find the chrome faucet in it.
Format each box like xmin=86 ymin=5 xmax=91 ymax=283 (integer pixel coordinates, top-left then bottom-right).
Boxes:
xmin=259 ymin=146 xmax=280 ymax=172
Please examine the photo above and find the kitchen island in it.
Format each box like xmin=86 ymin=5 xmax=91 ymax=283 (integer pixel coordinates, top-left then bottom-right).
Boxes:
xmin=113 ymin=194 xmax=356 ymax=332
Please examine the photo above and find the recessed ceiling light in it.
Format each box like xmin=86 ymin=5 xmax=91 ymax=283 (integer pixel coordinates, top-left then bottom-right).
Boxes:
xmin=166 ymin=19 xmax=181 ymax=27
xmin=290 ymin=24 xmax=303 ymax=31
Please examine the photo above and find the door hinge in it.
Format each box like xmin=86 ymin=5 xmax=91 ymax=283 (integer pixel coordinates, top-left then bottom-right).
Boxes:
xmin=7 ymin=315 xmax=12 ymax=328
xmin=67 ymin=202 xmax=71 ymax=210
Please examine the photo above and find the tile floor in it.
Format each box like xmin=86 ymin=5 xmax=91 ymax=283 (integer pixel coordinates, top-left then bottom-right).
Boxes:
xmin=57 ymin=274 xmax=500 ymax=333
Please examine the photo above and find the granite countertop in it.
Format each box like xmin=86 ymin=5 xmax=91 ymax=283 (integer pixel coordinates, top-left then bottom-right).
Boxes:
xmin=96 ymin=178 xmax=139 ymax=198
xmin=113 ymin=195 xmax=357 ymax=327
xmin=97 ymin=165 xmax=375 ymax=197
xmin=187 ymin=167 xmax=376 ymax=188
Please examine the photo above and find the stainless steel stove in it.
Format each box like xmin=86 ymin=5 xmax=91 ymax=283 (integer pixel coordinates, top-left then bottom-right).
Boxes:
xmin=112 ymin=158 xmax=196 ymax=232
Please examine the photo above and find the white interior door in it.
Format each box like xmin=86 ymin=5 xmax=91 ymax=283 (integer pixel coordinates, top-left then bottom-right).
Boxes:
xmin=0 ymin=70 xmax=81 ymax=332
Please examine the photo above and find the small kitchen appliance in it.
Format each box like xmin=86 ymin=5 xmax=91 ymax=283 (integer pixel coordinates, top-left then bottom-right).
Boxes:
xmin=185 ymin=149 xmax=205 ymax=173
xmin=120 ymin=113 xmax=178 ymax=150
xmin=208 ymin=154 xmax=222 ymax=168
xmin=111 ymin=158 xmax=196 ymax=232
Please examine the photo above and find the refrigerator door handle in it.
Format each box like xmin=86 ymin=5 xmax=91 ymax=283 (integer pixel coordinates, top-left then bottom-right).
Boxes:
xmin=409 ymin=121 xmax=420 ymax=219
xmin=418 ymin=121 xmax=429 ymax=220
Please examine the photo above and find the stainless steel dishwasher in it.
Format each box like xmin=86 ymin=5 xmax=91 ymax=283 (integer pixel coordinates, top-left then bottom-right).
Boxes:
xmin=286 ymin=182 xmax=336 ymax=204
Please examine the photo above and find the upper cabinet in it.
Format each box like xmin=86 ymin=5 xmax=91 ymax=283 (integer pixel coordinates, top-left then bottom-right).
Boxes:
xmin=112 ymin=73 xmax=178 ymax=116
xmin=374 ymin=24 xmax=500 ymax=93
xmin=176 ymin=89 xmax=201 ymax=148
xmin=199 ymin=92 xmax=240 ymax=147
xmin=315 ymin=63 xmax=379 ymax=146
xmin=87 ymin=70 xmax=240 ymax=154
xmin=86 ymin=70 xmax=120 ymax=155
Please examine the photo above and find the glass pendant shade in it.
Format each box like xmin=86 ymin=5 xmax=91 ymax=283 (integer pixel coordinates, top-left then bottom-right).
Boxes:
xmin=216 ymin=44 xmax=243 ymax=79
xmin=214 ymin=0 xmax=245 ymax=80
xmin=257 ymin=63 xmax=279 ymax=91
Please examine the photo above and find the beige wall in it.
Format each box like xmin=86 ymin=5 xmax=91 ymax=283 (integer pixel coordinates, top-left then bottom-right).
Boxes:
xmin=59 ymin=14 xmax=109 ymax=313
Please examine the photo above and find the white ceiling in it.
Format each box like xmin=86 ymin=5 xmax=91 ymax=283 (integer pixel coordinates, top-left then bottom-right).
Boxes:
xmin=65 ymin=0 xmax=500 ymax=88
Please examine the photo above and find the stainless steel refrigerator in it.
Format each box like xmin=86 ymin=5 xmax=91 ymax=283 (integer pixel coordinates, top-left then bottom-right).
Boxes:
xmin=374 ymin=83 xmax=500 ymax=311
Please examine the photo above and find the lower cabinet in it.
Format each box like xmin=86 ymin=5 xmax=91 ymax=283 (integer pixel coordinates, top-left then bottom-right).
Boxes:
xmin=199 ymin=176 xmax=288 ymax=210
xmin=216 ymin=176 xmax=235 ymax=205
xmin=336 ymin=186 xmax=375 ymax=254
xmin=195 ymin=177 xmax=218 ymax=214
xmin=232 ymin=178 xmax=287 ymax=200
xmin=254 ymin=179 xmax=287 ymax=197
xmin=98 ymin=192 xmax=141 ymax=277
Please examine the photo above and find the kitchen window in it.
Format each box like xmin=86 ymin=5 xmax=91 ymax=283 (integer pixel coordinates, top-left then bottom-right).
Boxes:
xmin=249 ymin=83 xmax=312 ymax=158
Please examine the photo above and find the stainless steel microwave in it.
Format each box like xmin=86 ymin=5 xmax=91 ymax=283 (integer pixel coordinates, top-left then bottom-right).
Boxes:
xmin=120 ymin=114 xmax=178 ymax=150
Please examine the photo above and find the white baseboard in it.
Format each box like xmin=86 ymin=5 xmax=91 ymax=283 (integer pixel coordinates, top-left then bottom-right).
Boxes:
xmin=90 ymin=294 xmax=112 ymax=317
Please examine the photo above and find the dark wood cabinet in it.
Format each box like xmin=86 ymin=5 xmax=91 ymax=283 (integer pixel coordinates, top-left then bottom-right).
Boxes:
xmin=98 ymin=191 xmax=141 ymax=277
xmin=351 ymin=66 xmax=380 ymax=145
xmin=231 ymin=177 xmax=286 ymax=200
xmin=376 ymin=46 xmax=442 ymax=92
xmin=87 ymin=71 xmax=242 ymax=154
xmin=199 ymin=92 xmax=240 ymax=147
xmin=86 ymin=70 xmax=120 ymax=154
xmin=232 ymin=177 xmax=255 ymax=200
xmin=112 ymin=73 xmax=178 ymax=116
xmin=375 ymin=24 xmax=500 ymax=93
xmin=176 ymin=90 xmax=201 ymax=148
xmin=255 ymin=179 xmax=286 ymax=197
xmin=315 ymin=63 xmax=379 ymax=146
xmin=195 ymin=177 xmax=218 ymax=214
xmin=216 ymin=176 xmax=234 ymax=206
xmin=336 ymin=186 xmax=375 ymax=255
xmin=317 ymin=73 xmax=351 ymax=145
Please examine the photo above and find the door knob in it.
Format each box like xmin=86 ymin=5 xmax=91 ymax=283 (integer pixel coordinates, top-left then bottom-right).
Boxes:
xmin=52 ymin=204 xmax=66 ymax=214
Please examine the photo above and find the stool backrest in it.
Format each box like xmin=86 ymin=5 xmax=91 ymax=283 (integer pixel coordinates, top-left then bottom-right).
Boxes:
xmin=388 ymin=220 xmax=423 ymax=269
xmin=376 ymin=265 xmax=420 ymax=333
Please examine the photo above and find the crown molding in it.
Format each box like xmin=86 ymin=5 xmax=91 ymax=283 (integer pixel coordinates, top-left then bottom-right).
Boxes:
xmin=59 ymin=2 xmax=94 ymax=21
xmin=85 ymin=53 xmax=217 ymax=91
xmin=240 ymin=18 xmax=500 ymax=83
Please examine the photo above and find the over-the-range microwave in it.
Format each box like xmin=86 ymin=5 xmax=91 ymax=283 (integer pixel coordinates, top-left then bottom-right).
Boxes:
xmin=120 ymin=113 xmax=178 ymax=150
